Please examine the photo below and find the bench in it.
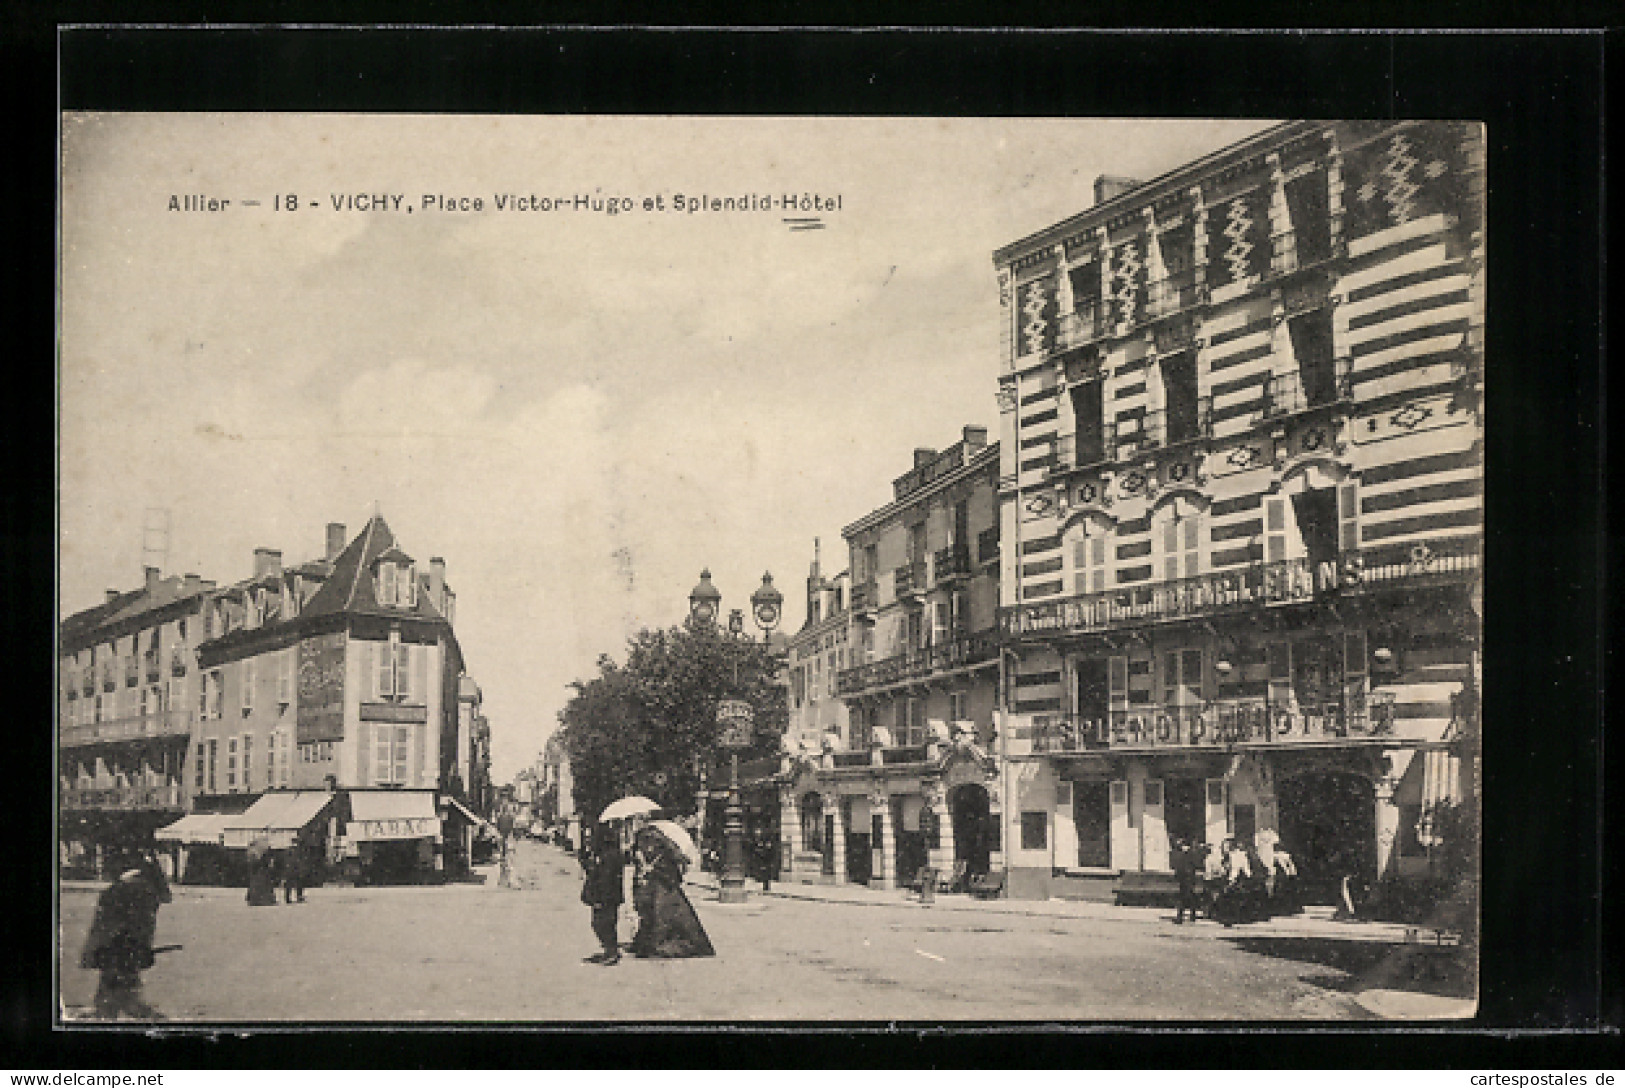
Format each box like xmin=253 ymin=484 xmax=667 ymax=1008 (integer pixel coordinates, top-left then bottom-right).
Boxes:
xmin=968 ymin=871 xmax=1006 ymax=899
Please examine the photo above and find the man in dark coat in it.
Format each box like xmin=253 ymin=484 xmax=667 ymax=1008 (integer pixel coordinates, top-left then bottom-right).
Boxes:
xmin=80 ymin=848 xmax=172 ymax=1019
xmin=1171 ymin=836 xmax=1201 ymax=924
xmin=281 ymin=842 xmax=307 ymax=903
xmin=580 ymin=829 xmax=625 ymax=966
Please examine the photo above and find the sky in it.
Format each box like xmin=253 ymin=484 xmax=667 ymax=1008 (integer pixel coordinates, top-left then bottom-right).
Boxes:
xmin=59 ymin=113 xmax=1276 ymax=783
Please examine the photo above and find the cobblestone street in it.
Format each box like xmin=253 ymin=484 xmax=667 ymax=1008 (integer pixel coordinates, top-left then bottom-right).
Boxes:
xmin=58 ymin=840 xmax=1475 ymax=1023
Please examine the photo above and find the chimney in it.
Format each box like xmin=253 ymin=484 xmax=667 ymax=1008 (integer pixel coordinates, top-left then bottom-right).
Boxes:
xmin=1094 ymin=174 xmax=1143 ymax=206
xmin=253 ymin=548 xmax=283 ymax=579
xmin=913 ymin=447 xmax=937 ymax=469
xmin=105 ymin=589 xmax=120 ymax=605
xmin=962 ymin=425 xmax=988 ymax=449
xmin=325 ymin=523 xmax=347 ymax=562
xmin=429 ymin=557 xmax=446 ymax=607
xmin=144 ymin=566 xmax=162 ymax=592
xmin=183 ymin=573 xmax=202 ymax=596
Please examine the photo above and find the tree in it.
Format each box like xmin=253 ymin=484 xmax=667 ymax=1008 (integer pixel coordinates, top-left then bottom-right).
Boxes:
xmin=561 ymin=619 xmax=786 ymax=825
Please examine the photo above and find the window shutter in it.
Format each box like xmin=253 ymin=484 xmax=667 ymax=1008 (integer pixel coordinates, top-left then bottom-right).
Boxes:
xmin=242 ymin=659 xmax=255 ymax=711
xmin=356 ymin=723 xmax=370 ymax=784
xmin=1108 ymin=656 xmax=1130 ymax=710
xmin=1091 ymin=535 xmax=1107 ymax=593
xmin=403 ymin=567 xmax=417 ymax=608
xmin=413 ymin=722 xmax=427 ymax=786
xmin=394 ymin=726 xmax=410 ymax=785
xmin=1265 ymin=497 xmax=1288 ymax=562
xmin=1162 ymin=519 xmax=1179 ymax=582
xmin=375 ymin=642 xmax=393 ymax=698
xmin=413 ymin=643 xmax=428 ymax=703
xmin=1183 ymin=516 xmax=1203 ymax=578
xmin=1338 ymin=481 xmax=1360 ymax=553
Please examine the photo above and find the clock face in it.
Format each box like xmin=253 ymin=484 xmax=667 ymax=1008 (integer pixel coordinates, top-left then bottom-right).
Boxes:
xmin=754 ymin=602 xmax=780 ymax=628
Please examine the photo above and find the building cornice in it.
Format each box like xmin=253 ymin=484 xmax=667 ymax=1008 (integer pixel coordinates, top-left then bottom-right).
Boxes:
xmin=842 ymin=443 xmax=1000 ymax=541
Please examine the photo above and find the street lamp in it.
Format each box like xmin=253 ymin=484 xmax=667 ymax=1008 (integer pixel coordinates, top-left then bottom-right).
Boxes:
xmin=689 ymin=569 xmax=722 ymax=626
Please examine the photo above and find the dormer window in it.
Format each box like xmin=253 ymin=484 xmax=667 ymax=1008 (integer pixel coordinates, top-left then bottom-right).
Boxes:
xmin=377 ymin=559 xmax=417 ymax=608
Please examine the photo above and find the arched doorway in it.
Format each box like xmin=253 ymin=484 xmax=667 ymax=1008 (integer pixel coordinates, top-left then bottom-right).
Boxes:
xmin=949 ymin=783 xmax=992 ymax=880
xmin=1277 ymin=770 xmax=1377 ymax=904
xmin=798 ymin=792 xmax=827 ymax=876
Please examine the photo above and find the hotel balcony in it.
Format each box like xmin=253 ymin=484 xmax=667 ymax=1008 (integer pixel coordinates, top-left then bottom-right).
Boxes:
xmin=893 ymin=561 xmax=927 ymax=603
xmin=1057 ymin=300 xmax=1110 ymax=352
xmin=1027 ymin=693 xmax=1397 ymax=755
xmin=1258 ymin=361 xmax=1353 ymax=422
xmin=1268 ymin=227 xmax=1343 ymax=279
xmin=932 ymin=545 xmax=973 ymax=587
xmin=1001 ymin=536 xmax=1480 ymax=640
xmin=1146 ymin=272 xmax=1203 ymax=320
xmin=835 ymin=629 xmax=1000 ymax=697
xmin=60 ymin=708 xmax=196 ymax=749
xmin=62 ymin=782 xmax=186 ymax=811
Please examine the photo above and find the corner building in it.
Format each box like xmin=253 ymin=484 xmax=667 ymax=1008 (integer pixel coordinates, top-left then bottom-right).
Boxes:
xmin=992 ymin=121 xmax=1483 ymax=903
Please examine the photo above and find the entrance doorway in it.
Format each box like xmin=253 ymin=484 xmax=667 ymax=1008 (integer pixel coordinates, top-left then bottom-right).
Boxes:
xmin=949 ymin=783 xmax=993 ymax=877
xmin=1277 ymin=771 xmax=1377 ymax=903
xmin=1072 ymin=780 xmax=1111 ymax=867
xmin=1164 ymin=777 xmax=1206 ymax=847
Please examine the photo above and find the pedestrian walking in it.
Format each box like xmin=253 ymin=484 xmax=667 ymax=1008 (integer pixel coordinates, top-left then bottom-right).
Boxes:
xmin=628 ymin=825 xmax=714 ymax=959
xmin=245 ymin=838 xmax=278 ymax=906
xmin=80 ymin=847 xmax=171 ymax=1020
xmin=1171 ymin=836 xmax=1201 ymax=924
xmin=579 ymin=827 xmax=625 ymax=966
xmin=281 ymin=842 xmax=307 ymax=903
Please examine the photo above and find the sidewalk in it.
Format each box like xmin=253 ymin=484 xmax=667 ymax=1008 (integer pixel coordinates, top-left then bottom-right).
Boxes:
xmin=684 ymin=871 xmax=1427 ymax=945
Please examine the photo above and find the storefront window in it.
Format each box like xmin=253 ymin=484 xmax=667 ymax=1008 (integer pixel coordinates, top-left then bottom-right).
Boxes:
xmin=1020 ymin=811 xmax=1048 ymax=851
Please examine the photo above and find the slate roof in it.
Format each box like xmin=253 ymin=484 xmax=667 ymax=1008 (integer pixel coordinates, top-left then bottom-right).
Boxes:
xmin=300 ymin=515 xmax=450 ymax=624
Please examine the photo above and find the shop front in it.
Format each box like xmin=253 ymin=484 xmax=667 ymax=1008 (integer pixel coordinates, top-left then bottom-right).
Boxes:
xmin=341 ymin=789 xmax=442 ymax=884
xmin=778 ymin=729 xmax=1000 ymax=892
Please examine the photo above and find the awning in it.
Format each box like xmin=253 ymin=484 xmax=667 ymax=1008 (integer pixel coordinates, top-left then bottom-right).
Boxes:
xmin=347 ymin=790 xmax=440 ymax=842
xmin=440 ymin=794 xmax=500 ymax=837
xmin=154 ymin=813 xmax=236 ymax=845
xmin=222 ymin=791 xmax=334 ymax=849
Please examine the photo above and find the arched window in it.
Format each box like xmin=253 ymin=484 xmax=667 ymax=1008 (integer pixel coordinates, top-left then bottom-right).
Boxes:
xmin=1153 ymin=495 xmax=1207 ymax=583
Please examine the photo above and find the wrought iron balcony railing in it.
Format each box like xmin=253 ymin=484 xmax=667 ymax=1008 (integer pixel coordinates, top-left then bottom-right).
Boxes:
xmin=1002 ymin=537 xmax=1481 ymax=640
xmin=893 ymin=561 xmax=927 ymax=601
xmin=1146 ymin=273 xmax=1202 ymax=319
xmin=835 ymin=630 xmax=1001 ymax=696
xmin=1259 ymin=361 xmax=1353 ymax=420
xmin=933 ymin=545 xmax=973 ymax=585
xmin=1269 ymin=227 xmax=1342 ymax=277
xmin=60 ymin=708 xmax=195 ymax=748
xmin=1058 ymin=300 xmax=1110 ymax=351
xmin=850 ymin=580 xmax=877 ymax=613
xmin=61 ymin=782 xmax=186 ymax=811
xmin=1029 ymin=693 xmax=1397 ymax=753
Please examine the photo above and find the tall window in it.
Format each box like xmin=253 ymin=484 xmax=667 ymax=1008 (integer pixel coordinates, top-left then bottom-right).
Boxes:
xmin=374 ymin=635 xmax=415 ymax=701
xmin=1162 ymin=648 xmax=1204 ymax=708
xmin=277 ymin=648 xmax=295 ymax=705
xmin=378 ymin=562 xmax=417 ymax=608
xmin=374 ymin=725 xmax=410 ymax=786
xmin=207 ymin=738 xmax=219 ymax=793
xmin=1159 ymin=507 xmax=1204 ymax=583
xmin=241 ymin=734 xmax=253 ymax=788
xmin=1072 ymin=520 xmax=1111 ymax=595
xmin=241 ymin=658 xmax=256 ymax=712
xmin=1070 ymin=379 xmax=1107 ymax=466
xmin=194 ymin=743 xmax=206 ymax=789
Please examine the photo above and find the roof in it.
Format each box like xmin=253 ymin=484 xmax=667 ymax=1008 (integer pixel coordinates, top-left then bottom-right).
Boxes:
xmin=458 ymin=675 xmax=483 ymax=701
xmin=300 ymin=515 xmax=450 ymax=624
xmin=60 ymin=575 xmax=210 ymax=649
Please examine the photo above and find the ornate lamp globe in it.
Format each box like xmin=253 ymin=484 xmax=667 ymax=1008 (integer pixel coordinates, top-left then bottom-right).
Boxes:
xmin=750 ymin=572 xmax=783 ymax=636
xmin=688 ymin=569 xmax=722 ymax=625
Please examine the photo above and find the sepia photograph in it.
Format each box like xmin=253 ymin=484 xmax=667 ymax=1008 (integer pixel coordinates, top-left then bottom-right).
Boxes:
xmin=56 ymin=110 xmax=1485 ymax=1025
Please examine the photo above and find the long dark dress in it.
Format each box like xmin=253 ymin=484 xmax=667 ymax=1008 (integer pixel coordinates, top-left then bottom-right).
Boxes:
xmin=629 ymin=836 xmax=714 ymax=959
xmin=81 ymin=857 xmax=171 ymax=1018
xmin=245 ymin=850 xmax=278 ymax=906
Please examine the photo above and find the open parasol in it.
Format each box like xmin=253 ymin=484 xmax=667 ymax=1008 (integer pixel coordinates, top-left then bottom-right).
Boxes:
xmin=644 ymin=819 xmax=701 ymax=867
xmin=599 ymin=795 xmax=661 ymax=822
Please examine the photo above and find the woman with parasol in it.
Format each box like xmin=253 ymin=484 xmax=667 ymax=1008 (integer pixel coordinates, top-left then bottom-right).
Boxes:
xmin=245 ymin=836 xmax=278 ymax=906
xmin=628 ymin=820 xmax=714 ymax=959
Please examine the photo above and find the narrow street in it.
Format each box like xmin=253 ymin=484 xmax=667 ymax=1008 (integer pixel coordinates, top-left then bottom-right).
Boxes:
xmin=56 ymin=839 xmax=1461 ymax=1023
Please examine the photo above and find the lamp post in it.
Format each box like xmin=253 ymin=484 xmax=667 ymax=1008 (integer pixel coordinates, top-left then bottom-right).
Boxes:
xmin=689 ymin=570 xmax=782 ymax=905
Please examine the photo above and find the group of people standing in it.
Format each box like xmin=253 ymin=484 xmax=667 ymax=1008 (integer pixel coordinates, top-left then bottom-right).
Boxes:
xmin=1171 ymin=828 xmax=1301 ymax=926
xmin=579 ymin=823 xmax=714 ymax=966
xmin=245 ymin=842 xmax=310 ymax=907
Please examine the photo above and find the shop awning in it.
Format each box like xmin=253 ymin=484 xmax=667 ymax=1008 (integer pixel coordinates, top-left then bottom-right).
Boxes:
xmin=347 ymin=790 xmax=440 ymax=842
xmin=154 ymin=813 xmax=236 ymax=845
xmin=441 ymin=794 xmax=499 ymax=837
xmin=222 ymin=791 xmax=334 ymax=849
